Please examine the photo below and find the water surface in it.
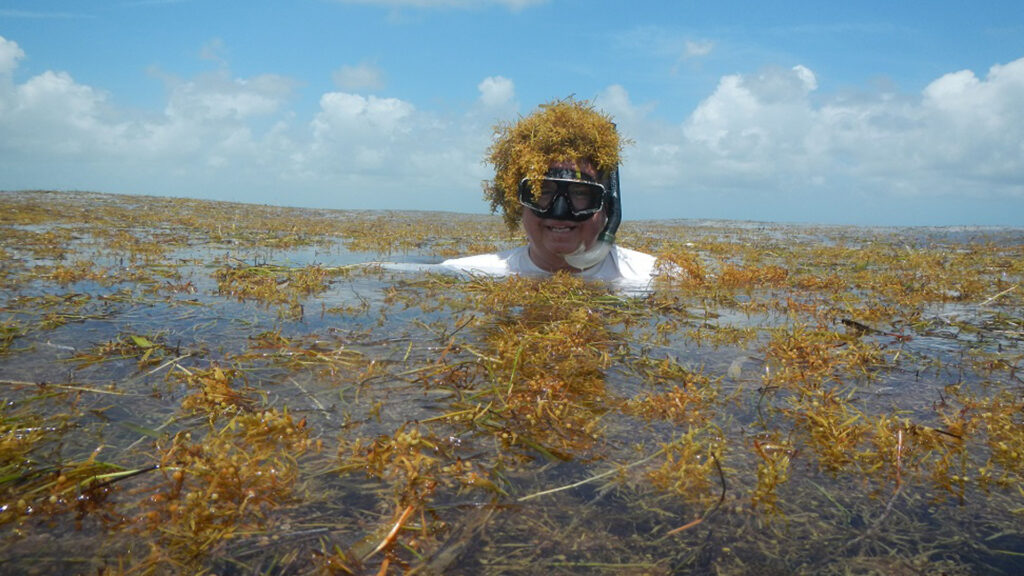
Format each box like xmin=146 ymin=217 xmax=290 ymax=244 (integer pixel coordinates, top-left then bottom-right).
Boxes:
xmin=1 ymin=190 xmax=1022 ymax=575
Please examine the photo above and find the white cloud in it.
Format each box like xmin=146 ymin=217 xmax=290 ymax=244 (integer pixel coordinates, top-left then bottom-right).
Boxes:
xmin=616 ymin=27 xmax=716 ymax=76
xmin=333 ymin=63 xmax=386 ymax=91
xmin=164 ymin=71 xmax=292 ymax=121
xmin=16 ymin=70 xmax=104 ymax=120
xmin=795 ymin=58 xmax=1024 ymax=199
xmin=0 ymin=35 xmax=25 ymax=76
xmin=595 ymin=84 xmax=657 ymax=131
xmin=477 ymin=76 xmax=515 ymax=108
xmin=916 ymin=59 xmax=1024 ymax=183
xmin=684 ymin=39 xmax=714 ymax=59
xmin=607 ymin=57 xmax=1024 ymax=222
xmin=301 ymin=90 xmax=493 ymax=207
xmin=0 ymin=39 xmax=487 ymax=207
xmin=922 ymin=58 xmax=1024 ymax=137
xmin=595 ymin=84 xmax=633 ymax=118
xmin=312 ymin=92 xmax=414 ymax=139
xmin=5 ymin=70 xmax=126 ymax=157
xmin=1 ymin=33 xmax=1023 ymax=225
xmin=683 ymin=65 xmax=817 ymax=172
xmin=792 ymin=65 xmax=817 ymax=91
xmin=198 ymin=38 xmax=229 ymax=67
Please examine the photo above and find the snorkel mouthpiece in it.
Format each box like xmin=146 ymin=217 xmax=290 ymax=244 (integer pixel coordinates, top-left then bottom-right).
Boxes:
xmin=564 ymin=167 xmax=621 ymax=270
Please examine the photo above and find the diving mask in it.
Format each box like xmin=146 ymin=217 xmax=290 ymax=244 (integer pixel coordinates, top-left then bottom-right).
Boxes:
xmin=517 ymin=168 xmax=606 ymax=222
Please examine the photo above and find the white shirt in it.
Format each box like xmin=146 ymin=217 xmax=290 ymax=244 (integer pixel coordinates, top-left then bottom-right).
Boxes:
xmin=441 ymin=245 xmax=658 ymax=287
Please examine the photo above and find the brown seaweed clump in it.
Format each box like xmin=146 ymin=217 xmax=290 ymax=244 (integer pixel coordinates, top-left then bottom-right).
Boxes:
xmin=483 ymin=97 xmax=626 ymax=229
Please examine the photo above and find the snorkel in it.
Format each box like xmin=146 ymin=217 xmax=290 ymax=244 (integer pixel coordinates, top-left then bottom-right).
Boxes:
xmin=565 ymin=166 xmax=621 ymax=269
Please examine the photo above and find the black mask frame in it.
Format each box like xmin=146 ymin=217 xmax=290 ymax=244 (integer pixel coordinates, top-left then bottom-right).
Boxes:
xmin=517 ymin=176 xmax=606 ymax=222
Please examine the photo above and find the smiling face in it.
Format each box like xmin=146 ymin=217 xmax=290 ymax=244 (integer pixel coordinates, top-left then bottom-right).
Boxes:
xmin=522 ymin=160 xmax=607 ymax=272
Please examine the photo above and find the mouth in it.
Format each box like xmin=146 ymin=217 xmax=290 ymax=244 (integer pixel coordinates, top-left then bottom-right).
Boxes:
xmin=544 ymin=223 xmax=578 ymax=234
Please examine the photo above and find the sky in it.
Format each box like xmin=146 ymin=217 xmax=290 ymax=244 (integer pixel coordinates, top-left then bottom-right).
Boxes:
xmin=2 ymin=1 xmax=1023 ymax=227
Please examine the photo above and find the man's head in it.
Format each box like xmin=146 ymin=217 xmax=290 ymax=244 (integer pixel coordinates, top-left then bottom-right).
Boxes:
xmin=483 ymin=98 xmax=624 ymax=230
xmin=519 ymin=159 xmax=609 ymax=272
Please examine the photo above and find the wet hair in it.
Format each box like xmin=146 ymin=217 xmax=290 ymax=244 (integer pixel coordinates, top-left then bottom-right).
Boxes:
xmin=483 ymin=97 xmax=625 ymax=229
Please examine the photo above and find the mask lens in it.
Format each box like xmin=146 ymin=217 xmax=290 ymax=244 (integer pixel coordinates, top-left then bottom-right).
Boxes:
xmin=566 ymin=182 xmax=604 ymax=212
xmin=535 ymin=180 xmax=559 ymax=209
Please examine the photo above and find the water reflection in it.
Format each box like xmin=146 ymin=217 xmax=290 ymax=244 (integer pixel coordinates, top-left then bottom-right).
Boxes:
xmin=1 ymin=191 xmax=1022 ymax=574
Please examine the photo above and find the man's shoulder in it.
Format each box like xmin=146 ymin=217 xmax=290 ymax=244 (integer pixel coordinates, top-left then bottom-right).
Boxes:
xmin=613 ymin=246 xmax=657 ymax=268
xmin=609 ymin=246 xmax=658 ymax=282
xmin=441 ymin=246 xmax=527 ymax=275
xmin=442 ymin=252 xmax=505 ymax=267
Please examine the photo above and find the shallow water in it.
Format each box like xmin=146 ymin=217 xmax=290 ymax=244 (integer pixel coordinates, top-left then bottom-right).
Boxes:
xmin=1 ymin=190 xmax=1023 ymax=575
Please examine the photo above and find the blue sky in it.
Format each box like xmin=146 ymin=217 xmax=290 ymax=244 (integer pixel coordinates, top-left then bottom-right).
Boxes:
xmin=2 ymin=1 xmax=1023 ymax=226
